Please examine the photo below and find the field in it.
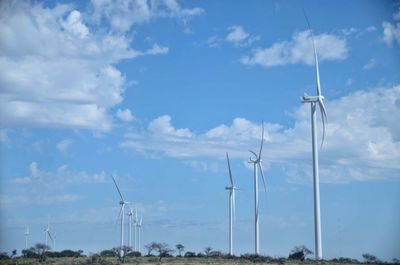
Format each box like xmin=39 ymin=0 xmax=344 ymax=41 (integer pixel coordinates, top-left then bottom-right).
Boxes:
xmin=0 ymin=257 xmax=388 ymax=265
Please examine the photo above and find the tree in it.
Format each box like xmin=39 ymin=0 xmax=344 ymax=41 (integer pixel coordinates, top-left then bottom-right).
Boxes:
xmin=288 ymin=245 xmax=313 ymax=261
xmin=0 ymin=252 xmax=9 ymax=260
xmin=204 ymin=247 xmax=213 ymax=256
xmin=33 ymin=243 xmax=50 ymax=262
xmin=145 ymin=242 xmax=157 ymax=256
xmin=363 ymin=253 xmax=379 ymax=263
xmin=11 ymin=249 xmax=17 ymax=258
xmin=176 ymin=244 xmax=185 ymax=256
xmin=153 ymin=242 xmax=174 ymax=261
xmin=100 ymin=249 xmax=117 ymax=257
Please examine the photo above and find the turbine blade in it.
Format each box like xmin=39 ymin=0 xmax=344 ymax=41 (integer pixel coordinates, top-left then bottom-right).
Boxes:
xmin=258 ymin=122 xmax=264 ymax=159
xmin=47 ymin=231 xmax=54 ymax=243
xmin=303 ymin=11 xmax=322 ymax=97
xmin=116 ymin=205 xmax=123 ymax=225
xmin=258 ymin=163 xmax=267 ymax=193
xmin=226 ymin=152 xmax=234 ymax=186
xmin=112 ymin=175 xmax=125 ymax=202
xmin=318 ymin=99 xmax=328 ymax=148
xmin=249 ymin=150 xmax=258 ymax=158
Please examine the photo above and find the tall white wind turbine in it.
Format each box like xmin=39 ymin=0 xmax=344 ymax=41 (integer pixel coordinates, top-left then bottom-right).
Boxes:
xmin=128 ymin=207 xmax=133 ymax=249
xmin=225 ymin=152 xmax=237 ymax=256
xmin=301 ymin=14 xmax=328 ymax=260
xmin=24 ymin=226 xmax=29 ymax=249
xmin=137 ymin=216 xmax=142 ymax=253
xmin=44 ymin=221 xmax=54 ymax=248
xmin=112 ymin=175 xmax=129 ymax=258
xmin=248 ymin=123 xmax=267 ymax=256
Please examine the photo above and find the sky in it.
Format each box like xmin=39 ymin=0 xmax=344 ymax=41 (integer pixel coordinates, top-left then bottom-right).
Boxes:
xmin=0 ymin=0 xmax=400 ymax=261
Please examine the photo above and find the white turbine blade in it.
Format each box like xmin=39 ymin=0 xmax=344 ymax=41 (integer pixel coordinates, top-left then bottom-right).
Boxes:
xmin=47 ymin=231 xmax=54 ymax=243
xmin=226 ymin=152 xmax=234 ymax=186
xmin=318 ymin=98 xmax=328 ymax=148
xmin=258 ymin=122 xmax=264 ymax=158
xmin=304 ymin=12 xmax=322 ymax=97
xmin=258 ymin=163 xmax=267 ymax=193
xmin=112 ymin=175 xmax=125 ymax=202
xmin=115 ymin=205 xmax=123 ymax=225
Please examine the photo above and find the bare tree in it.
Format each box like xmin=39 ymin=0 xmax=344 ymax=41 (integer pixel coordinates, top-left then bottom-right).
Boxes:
xmin=204 ymin=247 xmax=213 ymax=257
xmin=176 ymin=244 xmax=185 ymax=257
xmin=363 ymin=253 xmax=379 ymax=263
xmin=288 ymin=245 xmax=313 ymax=261
xmin=33 ymin=243 xmax=50 ymax=262
xmin=145 ymin=242 xmax=158 ymax=256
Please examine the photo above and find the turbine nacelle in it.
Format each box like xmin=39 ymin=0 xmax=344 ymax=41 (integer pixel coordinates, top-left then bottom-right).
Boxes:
xmin=301 ymin=94 xmax=324 ymax=103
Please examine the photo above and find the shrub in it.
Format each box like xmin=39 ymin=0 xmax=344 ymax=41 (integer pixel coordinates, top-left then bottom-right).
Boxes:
xmin=184 ymin=251 xmax=196 ymax=258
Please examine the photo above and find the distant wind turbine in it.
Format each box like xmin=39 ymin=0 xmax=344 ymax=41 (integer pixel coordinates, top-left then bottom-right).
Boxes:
xmin=248 ymin=123 xmax=267 ymax=256
xmin=137 ymin=215 xmax=142 ymax=253
xmin=24 ymin=226 xmax=29 ymax=249
xmin=112 ymin=175 xmax=130 ymax=258
xmin=225 ymin=152 xmax=237 ymax=256
xmin=44 ymin=221 xmax=54 ymax=248
xmin=128 ymin=207 xmax=134 ymax=249
xmin=301 ymin=13 xmax=328 ymax=260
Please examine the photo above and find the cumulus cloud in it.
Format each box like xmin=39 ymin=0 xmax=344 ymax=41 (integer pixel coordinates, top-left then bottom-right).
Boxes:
xmin=208 ymin=25 xmax=259 ymax=48
xmin=120 ymin=85 xmax=400 ymax=184
xmin=91 ymin=0 xmax=204 ymax=33
xmin=116 ymin=108 xmax=134 ymax=122
xmin=0 ymin=0 xmax=193 ymax=132
xmin=241 ymin=30 xmax=348 ymax=67
xmin=226 ymin=26 xmax=260 ymax=47
xmin=382 ymin=7 xmax=400 ymax=46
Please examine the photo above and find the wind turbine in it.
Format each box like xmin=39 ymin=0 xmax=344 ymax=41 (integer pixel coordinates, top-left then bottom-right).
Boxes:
xmin=137 ymin=216 xmax=142 ymax=253
xmin=24 ymin=226 xmax=29 ymax=249
xmin=225 ymin=152 xmax=237 ymax=256
xmin=134 ymin=208 xmax=138 ymax=251
xmin=127 ymin=207 xmax=134 ymax=250
xmin=44 ymin=221 xmax=54 ymax=248
xmin=112 ymin=175 xmax=130 ymax=258
xmin=301 ymin=13 xmax=328 ymax=260
xmin=248 ymin=123 xmax=267 ymax=256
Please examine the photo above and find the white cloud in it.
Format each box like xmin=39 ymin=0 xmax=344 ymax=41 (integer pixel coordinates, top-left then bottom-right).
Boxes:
xmin=363 ymin=58 xmax=376 ymax=70
xmin=120 ymin=85 xmax=400 ymax=184
xmin=56 ymin=139 xmax=73 ymax=152
xmin=91 ymin=0 xmax=204 ymax=33
xmin=225 ymin=25 xmax=260 ymax=47
xmin=0 ymin=1 xmax=191 ymax=132
xmin=148 ymin=115 xmax=193 ymax=138
xmin=1 ymin=162 xmax=107 ymax=208
xmin=226 ymin=26 xmax=248 ymax=43
xmin=393 ymin=7 xmax=400 ymax=21
xmin=382 ymin=21 xmax=400 ymax=46
xmin=241 ymin=30 xmax=348 ymax=67
xmin=116 ymin=108 xmax=134 ymax=122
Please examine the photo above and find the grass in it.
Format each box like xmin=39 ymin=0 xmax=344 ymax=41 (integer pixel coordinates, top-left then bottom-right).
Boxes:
xmin=0 ymin=257 xmax=389 ymax=265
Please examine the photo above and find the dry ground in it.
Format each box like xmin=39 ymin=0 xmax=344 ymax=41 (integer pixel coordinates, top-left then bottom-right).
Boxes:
xmin=0 ymin=257 xmax=385 ymax=265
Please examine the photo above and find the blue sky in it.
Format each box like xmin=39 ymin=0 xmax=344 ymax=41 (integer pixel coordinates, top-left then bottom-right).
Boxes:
xmin=1 ymin=0 xmax=400 ymax=261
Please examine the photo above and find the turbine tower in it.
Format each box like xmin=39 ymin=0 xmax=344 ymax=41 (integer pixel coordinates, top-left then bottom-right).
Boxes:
xmin=137 ymin=216 xmax=142 ymax=253
xmin=128 ymin=207 xmax=133 ymax=249
xmin=301 ymin=14 xmax=328 ymax=260
xmin=225 ymin=152 xmax=237 ymax=256
xmin=134 ymin=208 xmax=138 ymax=251
xmin=24 ymin=226 xmax=29 ymax=249
xmin=248 ymin=123 xmax=267 ymax=256
xmin=112 ymin=175 xmax=130 ymax=258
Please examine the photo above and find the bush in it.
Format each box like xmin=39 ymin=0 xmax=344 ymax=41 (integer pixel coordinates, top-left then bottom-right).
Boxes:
xmin=126 ymin=251 xmax=141 ymax=257
xmin=184 ymin=251 xmax=196 ymax=258
xmin=0 ymin=252 xmax=9 ymax=260
xmin=100 ymin=249 xmax=117 ymax=257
